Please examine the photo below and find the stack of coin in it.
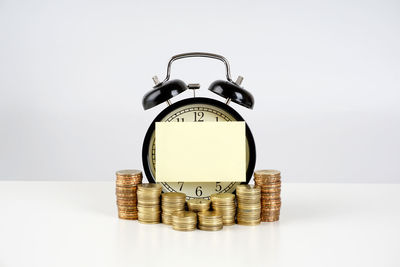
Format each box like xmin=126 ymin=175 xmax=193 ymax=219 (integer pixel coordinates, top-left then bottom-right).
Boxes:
xmin=137 ymin=183 xmax=162 ymax=224
xmin=254 ymin=170 xmax=282 ymax=222
xmin=116 ymin=169 xmax=143 ymax=220
xmin=210 ymin=193 xmax=236 ymax=226
xmin=236 ymin=185 xmax=261 ymax=226
xmin=161 ymin=192 xmax=186 ymax=225
xmin=187 ymin=199 xmax=211 ymax=213
xmin=197 ymin=211 xmax=223 ymax=231
xmin=171 ymin=211 xmax=197 ymax=231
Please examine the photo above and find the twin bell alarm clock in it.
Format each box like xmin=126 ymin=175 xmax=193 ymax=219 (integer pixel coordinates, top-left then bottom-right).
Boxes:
xmin=141 ymin=52 xmax=256 ymax=199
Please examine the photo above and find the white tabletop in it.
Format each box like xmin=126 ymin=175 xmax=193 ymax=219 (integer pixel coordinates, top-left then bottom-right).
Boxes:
xmin=0 ymin=182 xmax=399 ymax=267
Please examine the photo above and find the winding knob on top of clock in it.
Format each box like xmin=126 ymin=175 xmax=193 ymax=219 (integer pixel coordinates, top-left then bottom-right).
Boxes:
xmin=188 ymin=83 xmax=200 ymax=97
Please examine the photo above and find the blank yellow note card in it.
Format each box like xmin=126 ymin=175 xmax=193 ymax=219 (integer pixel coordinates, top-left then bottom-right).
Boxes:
xmin=155 ymin=122 xmax=246 ymax=182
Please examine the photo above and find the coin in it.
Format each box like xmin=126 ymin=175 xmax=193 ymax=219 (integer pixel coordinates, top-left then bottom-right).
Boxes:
xmin=254 ymin=170 xmax=281 ymax=184
xmin=261 ymin=188 xmax=281 ymax=194
xmin=171 ymin=211 xmax=197 ymax=231
xmin=237 ymin=218 xmax=261 ymax=226
xmin=261 ymin=214 xmax=280 ymax=222
xmin=117 ymin=199 xmax=137 ymax=206
xmin=236 ymin=185 xmax=261 ymax=226
xmin=162 ymin=192 xmax=186 ymax=225
xmin=254 ymin=169 xmax=281 ymax=176
xmin=198 ymin=225 xmax=223 ymax=231
xmin=118 ymin=214 xmax=138 ymax=220
xmin=211 ymin=193 xmax=236 ymax=226
xmin=198 ymin=211 xmax=223 ymax=231
xmin=138 ymin=183 xmax=162 ymax=191
xmin=254 ymin=169 xmax=282 ymax=222
xmin=116 ymin=170 xmax=143 ymax=220
xmin=116 ymin=169 xmax=142 ymax=177
xmin=137 ymin=183 xmax=162 ymax=224
xmin=162 ymin=192 xmax=186 ymax=199
xmin=211 ymin=193 xmax=235 ymax=200
xmin=261 ymin=203 xmax=281 ymax=208
xmin=187 ymin=199 xmax=211 ymax=212
xmin=116 ymin=170 xmax=142 ymax=187
xmin=116 ymin=194 xmax=137 ymax=200
xmin=116 ymin=187 xmax=138 ymax=194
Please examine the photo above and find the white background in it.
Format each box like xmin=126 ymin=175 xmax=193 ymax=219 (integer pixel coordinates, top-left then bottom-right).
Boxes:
xmin=0 ymin=0 xmax=399 ymax=182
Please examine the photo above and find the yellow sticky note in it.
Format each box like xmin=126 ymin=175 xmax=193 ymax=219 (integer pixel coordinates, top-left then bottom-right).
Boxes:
xmin=155 ymin=122 xmax=246 ymax=182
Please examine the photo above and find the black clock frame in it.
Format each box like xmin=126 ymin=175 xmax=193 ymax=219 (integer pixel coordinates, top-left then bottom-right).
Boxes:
xmin=142 ymin=97 xmax=256 ymax=186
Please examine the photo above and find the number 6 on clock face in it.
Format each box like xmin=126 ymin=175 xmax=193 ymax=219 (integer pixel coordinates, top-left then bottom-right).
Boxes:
xmin=142 ymin=97 xmax=256 ymax=199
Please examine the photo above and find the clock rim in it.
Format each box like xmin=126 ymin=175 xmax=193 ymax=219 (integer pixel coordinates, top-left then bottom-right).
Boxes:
xmin=141 ymin=97 xmax=256 ymax=186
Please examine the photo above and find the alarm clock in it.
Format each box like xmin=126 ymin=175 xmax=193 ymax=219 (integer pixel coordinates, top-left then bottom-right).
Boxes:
xmin=142 ymin=52 xmax=256 ymax=199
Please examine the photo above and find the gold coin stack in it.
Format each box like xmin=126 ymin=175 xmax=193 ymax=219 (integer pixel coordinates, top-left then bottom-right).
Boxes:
xmin=116 ymin=169 xmax=143 ymax=220
xmin=197 ymin=211 xmax=223 ymax=231
xmin=161 ymin=192 xmax=186 ymax=225
xmin=210 ymin=193 xmax=236 ymax=226
xmin=187 ymin=199 xmax=211 ymax=213
xmin=137 ymin=183 xmax=162 ymax=224
xmin=236 ymin=185 xmax=261 ymax=226
xmin=171 ymin=211 xmax=197 ymax=231
xmin=254 ymin=170 xmax=282 ymax=222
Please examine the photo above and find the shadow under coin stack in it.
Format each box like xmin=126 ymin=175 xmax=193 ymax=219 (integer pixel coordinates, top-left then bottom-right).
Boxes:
xmin=161 ymin=192 xmax=186 ymax=225
xmin=254 ymin=170 xmax=282 ymax=222
xmin=197 ymin=211 xmax=223 ymax=231
xmin=137 ymin=183 xmax=162 ymax=224
xmin=171 ymin=211 xmax=197 ymax=231
xmin=210 ymin=193 xmax=236 ymax=226
xmin=116 ymin=170 xmax=143 ymax=220
xmin=187 ymin=199 xmax=211 ymax=213
xmin=236 ymin=185 xmax=261 ymax=226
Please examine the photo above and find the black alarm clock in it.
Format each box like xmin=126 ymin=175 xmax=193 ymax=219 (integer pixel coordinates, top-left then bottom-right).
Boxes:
xmin=142 ymin=52 xmax=256 ymax=199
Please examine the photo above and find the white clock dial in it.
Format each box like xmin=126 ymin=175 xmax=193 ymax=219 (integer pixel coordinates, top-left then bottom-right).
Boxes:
xmin=146 ymin=102 xmax=250 ymax=199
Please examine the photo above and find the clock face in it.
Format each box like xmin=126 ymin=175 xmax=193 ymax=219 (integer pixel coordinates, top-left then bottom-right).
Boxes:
xmin=142 ymin=97 xmax=256 ymax=199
